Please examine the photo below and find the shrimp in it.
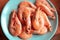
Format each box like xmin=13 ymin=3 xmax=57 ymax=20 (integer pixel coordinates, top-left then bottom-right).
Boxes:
xmin=18 ymin=1 xmax=36 ymax=23
xmin=37 ymin=8 xmax=52 ymax=31
xmin=35 ymin=1 xmax=55 ymax=19
xmin=18 ymin=7 xmax=34 ymax=34
xmin=9 ymin=10 xmax=22 ymax=36
xmin=33 ymin=26 xmax=47 ymax=35
xmin=41 ymin=11 xmax=52 ymax=31
xmin=19 ymin=1 xmax=37 ymax=9
xmin=17 ymin=6 xmax=35 ymax=24
xmin=35 ymin=0 xmax=55 ymax=12
xmin=18 ymin=27 xmax=32 ymax=39
xmin=22 ymin=7 xmax=32 ymax=34
xmin=32 ymin=8 xmax=44 ymax=30
xmin=33 ymin=8 xmax=51 ymax=34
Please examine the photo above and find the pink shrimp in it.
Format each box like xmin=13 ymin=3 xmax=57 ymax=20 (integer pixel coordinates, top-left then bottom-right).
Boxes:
xmin=17 ymin=6 xmax=35 ymax=24
xmin=18 ymin=1 xmax=36 ymax=23
xmin=35 ymin=1 xmax=55 ymax=19
xmin=32 ymin=8 xmax=48 ymax=35
xmin=9 ymin=10 xmax=22 ymax=36
xmin=18 ymin=7 xmax=34 ymax=34
xmin=41 ymin=11 xmax=52 ymax=31
xmin=37 ymin=8 xmax=52 ymax=31
xmin=33 ymin=8 xmax=51 ymax=34
xmin=23 ymin=7 xmax=33 ymax=34
xmin=32 ymin=8 xmax=44 ymax=30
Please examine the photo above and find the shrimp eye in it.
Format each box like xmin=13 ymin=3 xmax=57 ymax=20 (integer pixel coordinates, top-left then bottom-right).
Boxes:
xmin=28 ymin=28 xmax=31 ymax=30
xmin=26 ymin=28 xmax=31 ymax=32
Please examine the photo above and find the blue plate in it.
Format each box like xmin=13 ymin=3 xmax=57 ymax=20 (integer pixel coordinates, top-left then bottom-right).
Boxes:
xmin=1 ymin=0 xmax=58 ymax=40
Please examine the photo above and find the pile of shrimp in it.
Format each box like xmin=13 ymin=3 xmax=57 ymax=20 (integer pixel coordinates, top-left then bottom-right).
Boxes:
xmin=9 ymin=0 xmax=55 ymax=39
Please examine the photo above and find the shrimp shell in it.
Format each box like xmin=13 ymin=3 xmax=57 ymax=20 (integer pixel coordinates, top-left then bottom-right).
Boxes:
xmin=32 ymin=8 xmax=44 ymax=30
xmin=18 ymin=6 xmax=36 ymax=34
xmin=22 ymin=7 xmax=32 ymax=34
xmin=41 ymin=11 xmax=52 ymax=31
xmin=9 ymin=10 xmax=22 ymax=36
xmin=17 ymin=7 xmax=35 ymax=23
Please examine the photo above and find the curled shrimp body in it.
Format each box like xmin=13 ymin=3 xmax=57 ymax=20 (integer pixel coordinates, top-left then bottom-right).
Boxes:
xmin=33 ymin=8 xmax=48 ymax=34
xmin=18 ymin=1 xmax=36 ymax=24
xmin=32 ymin=8 xmax=44 ymax=30
xmin=9 ymin=10 xmax=22 ymax=36
xmin=35 ymin=2 xmax=55 ymax=19
xmin=41 ymin=11 xmax=52 ymax=31
xmin=17 ymin=7 xmax=35 ymax=24
xmin=23 ymin=7 xmax=32 ymax=34
xmin=37 ymin=8 xmax=52 ymax=31
xmin=33 ymin=8 xmax=51 ymax=34
xmin=18 ymin=7 xmax=34 ymax=34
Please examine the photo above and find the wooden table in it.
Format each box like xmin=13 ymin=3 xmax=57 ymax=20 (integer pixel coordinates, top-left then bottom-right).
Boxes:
xmin=0 ymin=0 xmax=60 ymax=40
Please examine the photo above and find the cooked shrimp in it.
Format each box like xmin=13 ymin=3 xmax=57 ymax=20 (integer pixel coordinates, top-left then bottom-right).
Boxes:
xmin=17 ymin=6 xmax=35 ymax=25
xmin=38 ymin=8 xmax=52 ymax=31
xmin=33 ymin=26 xmax=47 ymax=35
xmin=18 ymin=27 xmax=32 ymax=39
xmin=33 ymin=8 xmax=51 ymax=34
xmin=32 ymin=8 xmax=44 ymax=30
xmin=35 ymin=0 xmax=55 ymax=12
xmin=22 ymin=7 xmax=32 ymax=34
xmin=41 ymin=11 xmax=52 ymax=31
xmin=35 ymin=2 xmax=55 ymax=19
xmin=18 ymin=7 xmax=34 ymax=34
xmin=19 ymin=1 xmax=36 ymax=9
xmin=17 ymin=8 xmax=24 ymax=24
xmin=9 ymin=10 xmax=22 ymax=36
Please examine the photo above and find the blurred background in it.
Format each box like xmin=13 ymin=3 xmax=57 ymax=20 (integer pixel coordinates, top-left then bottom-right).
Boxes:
xmin=0 ymin=0 xmax=60 ymax=40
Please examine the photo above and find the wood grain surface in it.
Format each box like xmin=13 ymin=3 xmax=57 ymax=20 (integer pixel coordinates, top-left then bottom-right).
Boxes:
xmin=0 ymin=0 xmax=60 ymax=40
